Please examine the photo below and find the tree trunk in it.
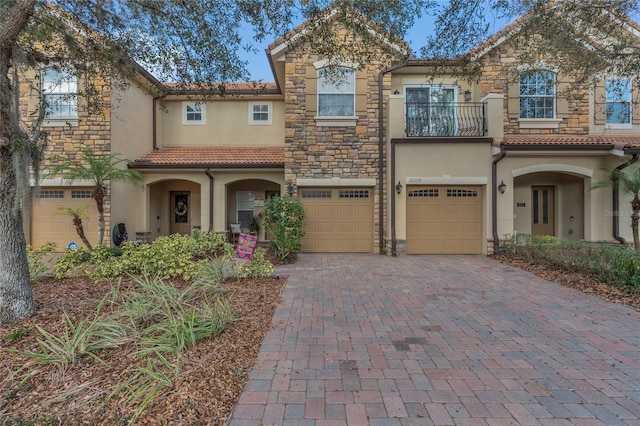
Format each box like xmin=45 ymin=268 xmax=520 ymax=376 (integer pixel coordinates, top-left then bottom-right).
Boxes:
xmin=632 ymin=198 xmax=640 ymax=249
xmin=93 ymin=186 xmax=107 ymax=245
xmin=73 ymin=217 xmax=93 ymax=250
xmin=0 ymin=1 xmax=38 ymax=323
xmin=0 ymin=180 xmax=36 ymax=323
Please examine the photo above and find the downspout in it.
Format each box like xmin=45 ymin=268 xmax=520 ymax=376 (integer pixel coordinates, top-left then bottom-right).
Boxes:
xmin=205 ymin=169 xmax=214 ymax=232
xmin=152 ymin=95 xmax=166 ymax=151
xmin=492 ymin=145 xmax=507 ymax=254
xmin=378 ymin=63 xmax=409 ymax=255
xmin=390 ymin=140 xmax=398 ymax=256
xmin=613 ymin=153 xmax=638 ymax=244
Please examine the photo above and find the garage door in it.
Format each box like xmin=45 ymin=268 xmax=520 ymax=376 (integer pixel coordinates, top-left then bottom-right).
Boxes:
xmin=406 ymin=186 xmax=483 ymax=254
xmin=30 ymin=187 xmax=99 ymax=250
xmin=301 ymin=188 xmax=373 ymax=252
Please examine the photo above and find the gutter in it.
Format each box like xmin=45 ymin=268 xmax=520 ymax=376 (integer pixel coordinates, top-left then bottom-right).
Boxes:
xmin=205 ymin=169 xmax=214 ymax=232
xmin=152 ymin=95 xmax=166 ymax=151
xmin=492 ymin=145 xmax=507 ymax=254
xmin=613 ymin=152 xmax=639 ymax=244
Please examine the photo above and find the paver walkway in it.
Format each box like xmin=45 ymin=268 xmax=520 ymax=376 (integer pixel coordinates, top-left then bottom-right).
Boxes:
xmin=227 ymin=254 xmax=640 ymax=425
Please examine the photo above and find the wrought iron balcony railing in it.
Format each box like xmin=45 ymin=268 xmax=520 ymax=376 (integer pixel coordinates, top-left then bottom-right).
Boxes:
xmin=405 ymin=102 xmax=487 ymax=137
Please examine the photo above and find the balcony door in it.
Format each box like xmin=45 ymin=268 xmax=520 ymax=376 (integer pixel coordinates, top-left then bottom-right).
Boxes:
xmin=532 ymin=186 xmax=554 ymax=236
xmin=405 ymin=86 xmax=456 ymax=137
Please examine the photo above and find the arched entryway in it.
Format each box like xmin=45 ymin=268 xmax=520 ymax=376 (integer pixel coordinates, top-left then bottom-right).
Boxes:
xmin=148 ymin=179 xmax=202 ymax=238
xmin=513 ymin=172 xmax=585 ymax=240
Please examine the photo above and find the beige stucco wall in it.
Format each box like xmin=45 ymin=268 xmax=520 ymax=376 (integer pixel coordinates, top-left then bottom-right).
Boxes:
xmin=497 ymin=154 xmax=633 ymax=243
xmin=159 ymin=98 xmax=285 ymax=147
xmin=110 ymin=81 xmax=155 ymax=239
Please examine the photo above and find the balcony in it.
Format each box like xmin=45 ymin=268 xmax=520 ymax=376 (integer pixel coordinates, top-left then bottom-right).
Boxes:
xmin=405 ymin=102 xmax=487 ymax=137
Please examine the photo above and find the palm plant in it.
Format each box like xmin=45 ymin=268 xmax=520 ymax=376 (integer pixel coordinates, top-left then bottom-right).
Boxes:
xmin=58 ymin=206 xmax=93 ymax=250
xmin=592 ymin=163 xmax=640 ymax=249
xmin=47 ymin=147 xmax=144 ymax=246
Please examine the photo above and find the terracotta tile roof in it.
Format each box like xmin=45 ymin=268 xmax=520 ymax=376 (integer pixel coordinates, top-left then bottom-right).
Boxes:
xmin=130 ymin=146 xmax=284 ymax=169
xmin=495 ymin=135 xmax=640 ymax=151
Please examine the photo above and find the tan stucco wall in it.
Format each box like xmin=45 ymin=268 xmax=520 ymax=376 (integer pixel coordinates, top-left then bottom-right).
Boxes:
xmin=110 ymin=82 xmax=155 ymax=239
xmin=159 ymin=99 xmax=285 ymax=147
xmin=392 ymin=143 xmax=493 ymax=246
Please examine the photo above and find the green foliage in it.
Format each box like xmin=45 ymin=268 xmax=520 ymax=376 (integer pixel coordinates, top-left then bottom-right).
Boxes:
xmin=263 ymin=195 xmax=306 ymax=261
xmin=237 ymin=248 xmax=275 ymax=278
xmin=6 ymin=328 xmax=30 ymax=342
xmin=54 ymin=231 xmax=226 ymax=281
xmin=26 ymin=242 xmax=57 ymax=281
xmin=503 ymin=234 xmax=640 ymax=291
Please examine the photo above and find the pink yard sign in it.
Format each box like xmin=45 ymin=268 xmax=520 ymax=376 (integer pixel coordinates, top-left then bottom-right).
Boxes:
xmin=236 ymin=232 xmax=258 ymax=260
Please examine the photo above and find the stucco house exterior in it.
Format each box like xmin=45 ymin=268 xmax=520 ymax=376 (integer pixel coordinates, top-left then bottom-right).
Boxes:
xmin=24 ymin=6 xmax=640 ymax=255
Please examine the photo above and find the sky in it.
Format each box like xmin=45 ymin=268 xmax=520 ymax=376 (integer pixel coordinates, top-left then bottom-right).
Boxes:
xmin=238 ymin=6 xmax=515 ymax=82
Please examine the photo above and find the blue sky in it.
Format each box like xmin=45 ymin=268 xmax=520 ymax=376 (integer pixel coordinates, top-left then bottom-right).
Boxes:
xmin=238 ymin=7 xmax=514 ymax=82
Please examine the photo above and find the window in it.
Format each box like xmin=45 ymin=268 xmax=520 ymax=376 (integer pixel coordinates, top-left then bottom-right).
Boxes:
xmin=317 ymin=67 xmax=355 ymax=117
xmin=519 ymin=71 xmax=556 ymax=119
xmin=249 ymin=102 xmax=272 ymax=124
xmin=182 ymin=102 xmax=206 ymax=124
xmin=41 ymin=68 xmax=77 ymax=119
xmin=405 ymin=86 xmax=456 ymax=136
xmin=236 ymin=191 xmax=255 ymax=228
xmin=606 ymin=78 xmax=632 ymax=126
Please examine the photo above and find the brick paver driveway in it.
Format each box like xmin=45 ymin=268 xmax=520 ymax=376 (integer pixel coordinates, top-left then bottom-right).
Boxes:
xmin=228 ymin=254 xmax=640 ymax=425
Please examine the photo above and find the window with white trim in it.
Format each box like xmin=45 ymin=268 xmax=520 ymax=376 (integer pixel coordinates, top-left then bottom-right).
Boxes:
xmin=182 ymin=102 xmax=206 ymax=124
xmin=317 ymin=67 xmax=355 ymax=117
xmin=249 ymin=102 xmax=272 ymax=124
xmin=41 ymin=68 xmax=77 ymax=119
xmin=236 ymin=191 xmax=255 ymax=228
xmin=519 ymin=71 xmax=556 ymax=119
xmin=606 ymin=78 xmax=632 ymax=126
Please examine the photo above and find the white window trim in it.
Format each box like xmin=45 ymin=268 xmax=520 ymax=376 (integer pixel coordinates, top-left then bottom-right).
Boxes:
xmin=605 ymin=77 xmax=633 ymax=129
xmin=518 ymin=70 xmax=557 ymax=120
xmin=403 ymin=84 xmax=459 ymax=136
xmin=316 ymin=66 xmax=356 ymax=120
xmin=182 ymin=101 xmax=206 ymax=125
xmin=248 ymin=101 xmax=273 ymax=125
xmin=41 ymin=67 xmax=78 ymax=126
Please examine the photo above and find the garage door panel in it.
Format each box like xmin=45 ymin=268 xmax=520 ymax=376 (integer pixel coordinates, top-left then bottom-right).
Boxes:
xmin=406 ymin=185 xmax=482 ymax=254
xmin=301 ymin=188 xmax=373 ymax=252
xmin=31 ymin=187 xmax=99 ymax=249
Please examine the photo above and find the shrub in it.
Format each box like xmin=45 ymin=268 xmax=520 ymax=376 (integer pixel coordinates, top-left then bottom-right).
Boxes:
xmin=26 ymin=242 xmax=57 ymax=281
xmin=54 ymin=231 xmax=227 ymax=281
xmin=263 ymin=195 xmax=305 ymax=261
xmin=237 ymin=248 xmax=275 ymax=278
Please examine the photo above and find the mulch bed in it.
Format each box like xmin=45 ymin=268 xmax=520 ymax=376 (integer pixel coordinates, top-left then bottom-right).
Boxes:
xmin=0 ymin=274 xmax=285 ymax=425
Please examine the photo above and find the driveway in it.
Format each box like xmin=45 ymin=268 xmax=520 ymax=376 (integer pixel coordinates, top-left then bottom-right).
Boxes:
xmin=228 ymin=254 xmax=640 ymax=425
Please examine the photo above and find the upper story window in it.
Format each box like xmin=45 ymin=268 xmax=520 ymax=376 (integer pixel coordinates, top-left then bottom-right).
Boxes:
xmin=317 ymin=67 xmax=355 ymax=117
xmin=182 ymin=102 xmax=206 ymax=125
xmin=41 ymin=68 xmax=77 ymax=119
xmin=606 ymin=78 xmax=632 ymax=126
xmin=519 ymin=71 xmax=556 ymax=119
xmin=249 ymin=101 xmax=272 ymax=125
xmin=405 ymin=86 xmax=457 ymax=137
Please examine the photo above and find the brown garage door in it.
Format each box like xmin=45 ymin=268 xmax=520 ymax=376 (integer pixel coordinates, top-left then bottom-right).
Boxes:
xmin=406 ymin=185 xmax=483 ymax=254
xmin=30 ymin=187 xmax=99 ymax=250
xmin=301 ymin=188 xmax=373 ymax=252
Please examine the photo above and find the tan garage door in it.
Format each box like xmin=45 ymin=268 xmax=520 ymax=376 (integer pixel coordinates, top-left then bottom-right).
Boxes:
xmin=406 ymin=186 xmax=483 ymax=254
xmin=30 ymin=187 xmax=99 ymax=250
xmin=301 ymin=188 xmax=373 ymax=252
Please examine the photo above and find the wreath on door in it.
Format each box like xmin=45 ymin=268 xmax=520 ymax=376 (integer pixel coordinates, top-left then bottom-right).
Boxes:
xmin=175 ymin=198 xmax=188 ymax=222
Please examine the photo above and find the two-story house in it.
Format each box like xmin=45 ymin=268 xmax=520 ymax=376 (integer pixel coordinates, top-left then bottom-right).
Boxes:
xmin=25 ymin=5 xmax=640 ymax=256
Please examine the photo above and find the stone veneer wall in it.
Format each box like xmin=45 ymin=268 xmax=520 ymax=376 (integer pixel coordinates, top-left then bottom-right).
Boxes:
xmin=282 ymin=48 xmax=392 ymax=254
xmin=477 ymin=38 xmax=592 ymax=136
xmin=19 ymin=69 xmax=113 ymax=241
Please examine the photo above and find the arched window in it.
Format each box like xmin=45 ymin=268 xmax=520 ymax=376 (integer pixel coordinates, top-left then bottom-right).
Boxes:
xmin=519 ymin=71 xmax=555 ymax=119
xmin=41 ymin=68 xmax=77 ymax=119
xmin=317 ymin=67 xmax=355 ymax=117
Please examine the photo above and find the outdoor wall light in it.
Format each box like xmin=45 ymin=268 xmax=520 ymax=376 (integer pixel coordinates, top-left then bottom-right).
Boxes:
xmin=393 ymin=89 xmax=400 ymax=95
xmin=464 ymin=90 xmax=472 ymax=102
xmin=287 ymin=180 xmax=294 ymax=195
xmin=498 ymin=180 xmax=507 ymax=194
xmin=396 ymin=180 xmax=403 ymax=194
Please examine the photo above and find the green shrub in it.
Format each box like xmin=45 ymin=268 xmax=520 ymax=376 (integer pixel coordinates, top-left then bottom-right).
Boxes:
xmin=54 ymin=231 xmax=227 ymax=282
xmin=237 ymin=248 xmax=275 ymax=278
xmin=26 ymin=242 xmax=57 ymax=281
xmin=263 ymin=195 xmax=305 ymax=261
xmin=503 ymin=234 xmax=640 ymax=291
